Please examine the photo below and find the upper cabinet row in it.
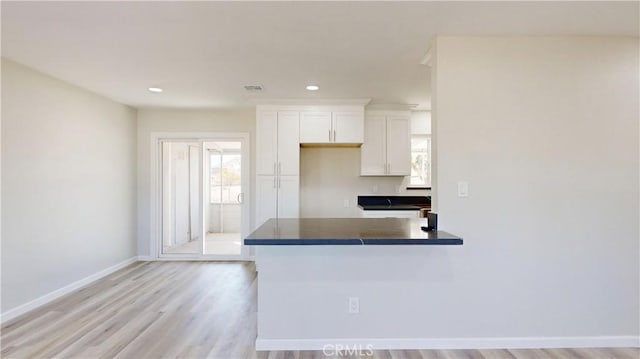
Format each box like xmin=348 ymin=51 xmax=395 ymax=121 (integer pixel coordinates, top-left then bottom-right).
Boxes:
xmin=299 ymin=111 xmax=364 ymax=144
xmin=360 ymin=111 xmax=411 ymax=176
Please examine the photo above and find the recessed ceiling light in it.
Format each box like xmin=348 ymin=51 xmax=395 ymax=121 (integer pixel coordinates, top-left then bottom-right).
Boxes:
xmin=148 ymin=87 xmax=163 ymax=93
xmin=306 ymin=85 xmax=319 ymax=91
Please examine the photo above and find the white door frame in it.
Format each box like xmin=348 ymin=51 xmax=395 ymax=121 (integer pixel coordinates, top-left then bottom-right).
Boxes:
xmin=150 ymin=132 xmax=251 ymax=261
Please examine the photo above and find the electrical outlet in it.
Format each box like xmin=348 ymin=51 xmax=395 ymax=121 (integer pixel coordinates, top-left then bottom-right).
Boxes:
xmin=348 ymin=297 xmax=360 ymax=314
xmin=343 ymin=199 xmax=349 ymax=208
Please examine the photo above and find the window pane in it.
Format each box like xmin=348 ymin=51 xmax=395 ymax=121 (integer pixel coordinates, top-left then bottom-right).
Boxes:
xmin=410 ymin=135 xmax=431 ymax=187
xmin=211 ymin=152 xmax=242 ymax=203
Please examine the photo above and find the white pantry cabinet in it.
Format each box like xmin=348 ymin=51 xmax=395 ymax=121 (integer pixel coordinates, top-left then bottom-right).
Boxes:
xmin=255 ymin=175 xmax=299 ymax=227
xmin=255 ymin=110 xmax=300 ymax=228
xmin=299 ymin=110 xmax=364 ymax=144
xmin=360 ymin=111 xmax=411 ymax=176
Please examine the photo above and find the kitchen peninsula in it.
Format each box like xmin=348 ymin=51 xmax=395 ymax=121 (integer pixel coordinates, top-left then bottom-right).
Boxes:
xmin=245 ymin=218 xmax=463 ymax=350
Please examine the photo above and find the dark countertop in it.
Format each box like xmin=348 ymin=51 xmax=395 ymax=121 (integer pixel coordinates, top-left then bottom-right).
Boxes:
xmin=244 ymin=218 xmax=463 ymax=246
xmin=358 ymin=205 xmax=427 ymax=211
xmin=357 ymin=195 xmax=431 ymax=211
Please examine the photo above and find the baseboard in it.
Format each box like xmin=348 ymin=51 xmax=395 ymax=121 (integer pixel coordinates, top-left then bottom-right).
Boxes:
xmin=1 ymin=256 xmax=138 ymax=324
xmin=255 ymin=336 xmax=640 ymax=351
xmin=137 ymin=255 xmax=153 ymax=261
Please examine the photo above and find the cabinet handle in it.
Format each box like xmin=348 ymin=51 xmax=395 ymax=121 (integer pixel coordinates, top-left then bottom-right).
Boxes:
xmin=278 ymin=162 xmax=282 ymax=177
xmin=273 ymin=162 xmax=276 ymax=176
xmin=333 ymin=130 xmax=336 ymax=142
xmin=388 ymin=163 xmax=391 ymax=174
xmin=329 ymin=129 xmax=331 ymax=141
xmin=273 ymin=176 xmax=276 ymax=188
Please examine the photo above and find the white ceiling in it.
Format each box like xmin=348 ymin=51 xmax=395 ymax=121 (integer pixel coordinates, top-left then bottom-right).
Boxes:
xmin=2 ymin=1 xmax=638 ymax=110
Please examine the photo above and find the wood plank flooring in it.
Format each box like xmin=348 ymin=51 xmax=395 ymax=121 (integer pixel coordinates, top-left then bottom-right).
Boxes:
xmin=1 ymin=261 xmax=637 ymax=359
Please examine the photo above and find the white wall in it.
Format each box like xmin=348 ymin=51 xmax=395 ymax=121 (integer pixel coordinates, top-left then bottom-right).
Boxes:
xmin=137 ymin=109 xmax=255 ymax=257
xmin=300 ymin=148 xmax=427 ymax=217
xmin=433 ymin=37 xmax=638 ymax=337
xmin=299 ymin=111 xmax=431 ymax=218
xmin=253 ymin=36 xmax=639 ymax=348
xmin=1 ymin=59 xmax=137 ymax=313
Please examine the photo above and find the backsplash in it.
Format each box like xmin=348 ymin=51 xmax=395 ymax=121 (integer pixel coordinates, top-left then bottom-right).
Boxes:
xmin=300 ymin=147 xmax=430 ymax=218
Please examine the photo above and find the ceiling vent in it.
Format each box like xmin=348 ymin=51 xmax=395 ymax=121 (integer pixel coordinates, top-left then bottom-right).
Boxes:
xmin=244 ymin=84 xmax=264 ymax=92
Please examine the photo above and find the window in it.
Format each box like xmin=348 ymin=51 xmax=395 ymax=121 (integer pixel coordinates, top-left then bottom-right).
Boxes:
xmin=409 ymin=135 xmax=431 ymax=188
xmin=210 ymin=152 xmax=242 ymax=203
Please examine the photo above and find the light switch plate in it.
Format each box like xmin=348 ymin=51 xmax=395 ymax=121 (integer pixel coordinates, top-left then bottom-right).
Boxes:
xmin=458 ymin=181 xmax=469 ymax=197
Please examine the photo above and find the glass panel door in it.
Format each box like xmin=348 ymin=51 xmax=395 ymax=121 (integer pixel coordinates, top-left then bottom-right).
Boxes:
xmin=204 ymin=141 xmax=243 ymax=256
xmin=161 ymin=141 xmax=202 ymax=255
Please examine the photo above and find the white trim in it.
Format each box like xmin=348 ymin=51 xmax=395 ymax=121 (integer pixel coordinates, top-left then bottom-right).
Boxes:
xmin=255 ymin=336 xmax=640 ymax=351
xmin=251 ymin=98 xmax=371 ymax=107
xmin=151 ymin=256 xmax=252 ymax=262
xmin=0 ymin=256 xmax=138 ymax=324
xmin=137 ymin=256 xmax=153 ymax=261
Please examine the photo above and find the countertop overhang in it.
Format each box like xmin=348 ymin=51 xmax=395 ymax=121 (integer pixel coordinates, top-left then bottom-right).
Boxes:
xmin=244 ymin=218 xmax=463 ymax=245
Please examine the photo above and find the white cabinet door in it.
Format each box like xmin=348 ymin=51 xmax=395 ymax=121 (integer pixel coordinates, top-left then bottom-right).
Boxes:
xmin=277 ymin=111 xmax=300 ymax=176
xmin=386 ymin=116 xmax=411 ymax=176
xmin=255 ymin=175 xmax=277 ymax=228
xmin=256 ymin=111 xmax=278 ymax=176
xmin=333 ymin=111 xmax=364 ymax=144
xmin=299 ymin=111 xmax=332 ymax=143
xmin=277 ymin=175 xmax=299 ymax=218
xmin=360 ymin=115 xmax=386 ymax=175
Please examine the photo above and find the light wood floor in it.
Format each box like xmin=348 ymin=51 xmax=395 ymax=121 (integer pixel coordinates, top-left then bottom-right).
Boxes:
xmin=1 ymin=261 xmax=638 ymax=359
xmin=163 ymin=233 xmax=242 ymax=255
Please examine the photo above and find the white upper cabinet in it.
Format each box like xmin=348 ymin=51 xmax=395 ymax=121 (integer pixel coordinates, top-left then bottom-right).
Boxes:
xmin=256 ymin=111 xmax=300 ymax=176
xmin=333 ymin=112 xmax=364 ymax=143
xmin=385 ymin=115 xmax=411 ymax=175
xmin=360 ymin=111 xmax=410 ymax=176
xmin=360 ymin=115 xmax=386 ymax=175
xmin=299 ymin=109 xmax=364 ymax=144
xmin=299 ymin=112 xmax=332 ymax=143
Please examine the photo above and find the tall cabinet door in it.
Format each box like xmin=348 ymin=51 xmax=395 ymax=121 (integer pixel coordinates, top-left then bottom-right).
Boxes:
xmin=256 ymin=111 xmax=278 ymax=176
xmin=277 ymin=175 xmax=299 ymax=218
xmin=256 ymin=175 xmax=277 ymax=227
xmin=360 ymin=115 xmax=387 ymax=175
xmin=386 ymin=116 xmax=411 ymax=176
xmin=277 ymin=111 xmax=300 ymax=176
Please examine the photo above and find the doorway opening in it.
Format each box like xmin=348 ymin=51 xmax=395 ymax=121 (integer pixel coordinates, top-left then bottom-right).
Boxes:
xmin=204 ymin=141 xmax=243 ymax=255
xmin=155 ymin=133 xmax=250 ymax=260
